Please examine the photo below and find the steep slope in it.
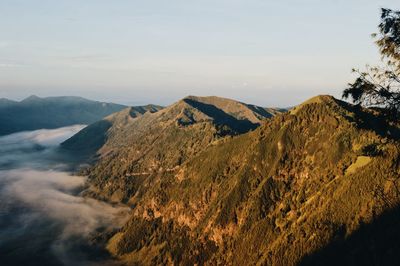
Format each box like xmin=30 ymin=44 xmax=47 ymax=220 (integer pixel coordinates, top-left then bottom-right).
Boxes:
xmin=67 ymin=96 xmax=280 ymax=203
xmin=61 ymin=105 xmax=162 ymax=155
xmin=0 ymin=95 xmax=127 ymax=135
xmin=101 ymin=95 xmax=400 ymax=265
xmin=184 ymin=95 xmax=280 ymax=123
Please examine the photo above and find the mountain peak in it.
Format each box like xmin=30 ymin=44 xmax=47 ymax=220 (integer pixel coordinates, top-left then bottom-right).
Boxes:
xmin=21 ymin=95 xmax=42 ymax=103
xmin=180 ymin=95 xmax=278 ymax=124
xmin=290 ymin=95 xmax=340 ymax=115
xmin=104 ymin=105 xmax=163 ymax=122
xmin=303 ymin=94 xmax=335 ymax=103
xmin=183 ymin=95 xmax=242 ymax=106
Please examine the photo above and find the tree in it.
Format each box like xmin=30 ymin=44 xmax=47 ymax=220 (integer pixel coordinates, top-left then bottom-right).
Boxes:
xmin=343 ymin=8 xmax=400 ymax=119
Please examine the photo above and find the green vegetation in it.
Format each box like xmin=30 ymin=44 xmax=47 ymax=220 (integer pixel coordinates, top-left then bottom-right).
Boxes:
xmin=80 ymin=94 xmax=400 ymax=265
xmin=343 ymin=8 xmax=400 ymax=120
xmin=61 ymin=105 xmax=163 ymax=156
xmin=66 ymin=96 xmax=280 ymax=203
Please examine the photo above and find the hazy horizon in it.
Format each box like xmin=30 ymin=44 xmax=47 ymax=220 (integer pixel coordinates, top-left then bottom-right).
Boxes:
xmin=1 ymin=0 xmax=399 ymax=107
xmin=1 ymin=92 xmax=317 ymax=108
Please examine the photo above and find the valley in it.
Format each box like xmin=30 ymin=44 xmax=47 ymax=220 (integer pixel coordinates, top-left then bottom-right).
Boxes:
xmin=0 ymin=126 xmax=129 ymax=266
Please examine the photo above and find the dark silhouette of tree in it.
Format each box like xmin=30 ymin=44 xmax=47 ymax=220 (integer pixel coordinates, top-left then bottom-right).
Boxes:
xmin=343 ymin=8 xmax=400 ymax=119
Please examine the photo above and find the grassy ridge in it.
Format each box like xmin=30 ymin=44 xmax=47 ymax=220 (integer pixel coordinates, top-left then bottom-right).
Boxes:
xmin=84 ymin=95 xmax=400 ymax=265
xmin=73 ymin=96 xmax=279 ymax=203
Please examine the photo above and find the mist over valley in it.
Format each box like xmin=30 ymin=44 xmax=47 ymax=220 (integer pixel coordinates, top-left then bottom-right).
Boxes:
xmin=0 ymin=126 xmax=129 ymax=266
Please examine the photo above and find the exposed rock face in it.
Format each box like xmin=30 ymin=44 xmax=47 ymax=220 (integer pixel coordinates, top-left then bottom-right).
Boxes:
xmin=81 ymin=95 xmax=400 ymax=265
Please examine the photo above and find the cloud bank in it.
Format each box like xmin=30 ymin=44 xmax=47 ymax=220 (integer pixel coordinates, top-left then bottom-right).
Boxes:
xmin=0 ymin=125 xmax=129 ymax=266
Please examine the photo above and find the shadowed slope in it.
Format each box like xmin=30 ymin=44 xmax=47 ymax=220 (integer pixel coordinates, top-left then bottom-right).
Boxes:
xmin=61 ymin=105 xmax=163 ymax=155
xmin=99 ymin=95 xmax=400 ymax=265
xmin=299 ymin=204 xmax=400 ymax=266
xmin=182 ymin=98 xmax=258 ymax=134
xmin=68 ymin=96 xmax=280 ymax=203
xmin=184 ymin=95 xmax=278 ymax=122
xmin=0 ymin=95 xmax=127 ymax=135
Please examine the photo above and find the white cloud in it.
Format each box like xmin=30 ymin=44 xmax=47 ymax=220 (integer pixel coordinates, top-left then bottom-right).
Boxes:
xmin=0 ymin=125 xmax=130 ymax=265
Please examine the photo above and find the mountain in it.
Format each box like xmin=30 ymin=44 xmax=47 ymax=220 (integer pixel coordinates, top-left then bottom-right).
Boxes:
xmin=0 ymin=95 xmax=128 ymax=135
xmin=62 ymin=96 xmax=282 ymax=203
xmin=0 ymin=98 xmax=17 ymax=106
xmin=61 ymin=104 xmax=163 ymax=155
xmin=81 ymin=95 xmax=400 ymax=265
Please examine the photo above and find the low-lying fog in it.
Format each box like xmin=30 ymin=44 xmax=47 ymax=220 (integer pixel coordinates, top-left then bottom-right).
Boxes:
xmin=0 ymin=126 xmax=129 ymax=266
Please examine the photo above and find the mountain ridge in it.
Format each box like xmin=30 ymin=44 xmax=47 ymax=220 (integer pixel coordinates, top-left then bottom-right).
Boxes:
xmin=0 ymin=95 xmax=128 ymax=136
xmin=63 ymin=96 xmax=283 ymax=204
xmin=81 ymin=94 xmax=400 ymax=265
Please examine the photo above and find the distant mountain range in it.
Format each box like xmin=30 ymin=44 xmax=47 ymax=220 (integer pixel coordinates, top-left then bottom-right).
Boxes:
xmin=62 ymin=95 xmax=400 ymax=265
xmin=0 ymin=95 xmax=128 ymax=136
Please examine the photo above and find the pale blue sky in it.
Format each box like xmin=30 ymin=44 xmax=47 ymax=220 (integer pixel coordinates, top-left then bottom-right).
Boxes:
xmin=0 ymin=0 xmax=398 ymax=106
